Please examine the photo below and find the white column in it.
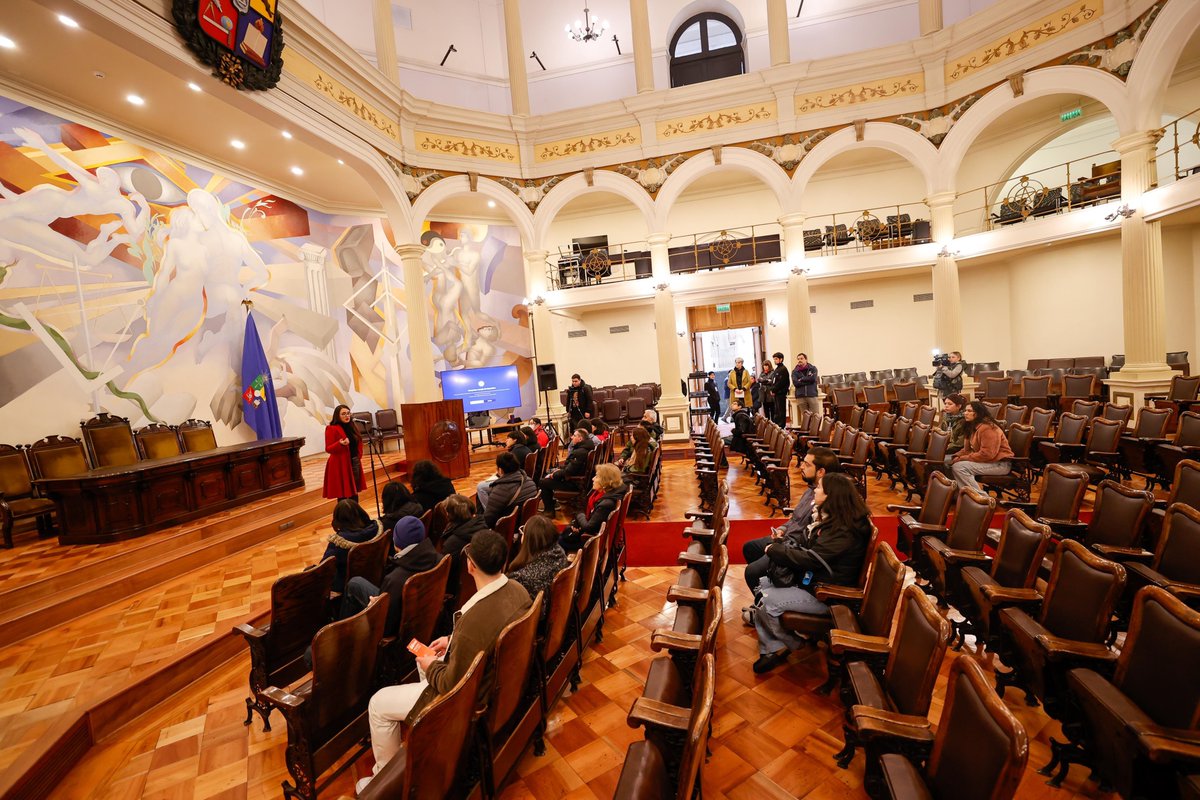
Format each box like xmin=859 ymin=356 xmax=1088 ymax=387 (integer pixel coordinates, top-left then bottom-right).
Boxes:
xmin=649 ymin=233 xmax=688 ymax=440
xmin=503 ymin=0 xmax=531 ymax=116
xmin=629 ymin=0 xmax=654 ymax=94
xmin=781 ymin=214 xmax=817 ymax=419
xmin=766 ymin=0 xmax=791 ymax=67
xmin=371 ymin=0 xmax=399 ymax=82
xmin=918 ymin=0 xmax=943 ymax=36
xmin=523 ymin=250 xmax=564 ymax=423
xmin=927 ymin=191 xmax=963 ymax=356
xmin=300 ymin=243 xmax=336 ymax=360
xmin=1106 ymin=130 xmax=1175 ymax=406
xmin=395 ymin=243 xmax=439 ymax=403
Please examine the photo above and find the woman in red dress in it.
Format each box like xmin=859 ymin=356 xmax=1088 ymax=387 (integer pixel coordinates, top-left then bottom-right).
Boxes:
xmin=323 ymin=404 xmax=365 ymax=500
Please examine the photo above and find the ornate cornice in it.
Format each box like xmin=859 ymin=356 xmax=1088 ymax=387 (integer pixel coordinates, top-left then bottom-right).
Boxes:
xmin=945 ymin=0 xmax=1103 ymax=82
xmin=285 ymin=50 xmax=400 ymax=141
xmin=535 ymin=128 xmax=642 ymax=163
xmin=794 ymin=73 xmax=925 ymax=115
xmin=414 ymin=132 xmax=518 ymax=163
xmin=656 ymin=103 xmax=777 ymax=141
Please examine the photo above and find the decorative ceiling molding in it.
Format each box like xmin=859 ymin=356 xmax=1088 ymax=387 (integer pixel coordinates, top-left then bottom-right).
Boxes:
xmin=414 ymin=131 xmax=518 ymax=163
xmin=285 ymin=50 xmax=400 ymax=141
xmin=794 ymin=73 xmax=924 ymax=115
xmin=535 ymin=127 xmax=641 ymax=163
xmin=656 ymin=103 xmax=776 ymax=141
xmin=1062 ymin=0 xmax=1165 ymax=78
xmin=945 ymin=0 xmax=1103 ymax=83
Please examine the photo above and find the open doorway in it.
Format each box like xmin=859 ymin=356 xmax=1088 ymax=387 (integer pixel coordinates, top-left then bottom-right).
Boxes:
xmin=686 ymin=299 xmax=766 ymax=418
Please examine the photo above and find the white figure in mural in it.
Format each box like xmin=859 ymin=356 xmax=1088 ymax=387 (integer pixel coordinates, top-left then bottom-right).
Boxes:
xmin=451 ymin=226 xmax=498 ymax=358
xmin=421 ymin=230 xmax=465 ymax=367
xmin=463 ymin=323 xmax=499 ymax=368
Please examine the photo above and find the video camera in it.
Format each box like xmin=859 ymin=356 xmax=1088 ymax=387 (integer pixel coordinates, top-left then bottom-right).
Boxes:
xmin=932 ymin=352 xmax=952 ymax=367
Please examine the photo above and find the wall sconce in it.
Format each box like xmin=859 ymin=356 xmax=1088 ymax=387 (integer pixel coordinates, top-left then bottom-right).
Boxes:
xmin=937 ymin=244 xmax=960 ymax=259
xmin=789 ymin=265 xmax=809 ymax=276
xmin=769 ymin=319 xmax=778 ymax=328
xmin=1105 ymin=203 xmax=1136 ymax=221
xmin=654 ymin=281 xmax=670 ymax=292
xmin=676 ymin=329 xmax=686 ymax=338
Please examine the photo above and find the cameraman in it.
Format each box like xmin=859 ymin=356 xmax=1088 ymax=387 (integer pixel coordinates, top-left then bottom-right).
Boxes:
xmin=931 ymin=350 xmax=964 ymax=398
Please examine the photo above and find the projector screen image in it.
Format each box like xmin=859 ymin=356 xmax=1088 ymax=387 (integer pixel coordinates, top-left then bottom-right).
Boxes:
xmin=440 ymin=366 xmax=522 ymax=411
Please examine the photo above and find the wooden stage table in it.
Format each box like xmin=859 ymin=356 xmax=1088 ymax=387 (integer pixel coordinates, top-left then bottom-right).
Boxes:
xmin=35 ymin=437 xmax=305 ymax=545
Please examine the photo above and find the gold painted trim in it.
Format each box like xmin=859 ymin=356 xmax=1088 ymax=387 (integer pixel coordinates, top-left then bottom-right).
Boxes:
xmin=794 ymin=73 xmax=925 ymax=115
xmin=657 ymin=102 xmax=777 ymax=140
xmin=946 ymin=0 xmax=1103 ymax=82
xmin=535 ymin=127 xmax=641 ymax=163
xmin=414 ymin=132 xmax=518 ymax=163
xmin=284 ymin=50 xmax=400 ymax=141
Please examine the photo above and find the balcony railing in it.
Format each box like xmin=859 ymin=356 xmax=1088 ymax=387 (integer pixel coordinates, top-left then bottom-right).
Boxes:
xmin=1158 ymin=105 xmax=1200 ymax=186
xmin=798 ymin=203 xmax=933 ymax=255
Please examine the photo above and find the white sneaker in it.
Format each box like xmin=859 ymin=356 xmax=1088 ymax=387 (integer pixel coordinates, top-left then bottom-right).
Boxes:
xmin=356 ymin=776 xmax=373 ymax=795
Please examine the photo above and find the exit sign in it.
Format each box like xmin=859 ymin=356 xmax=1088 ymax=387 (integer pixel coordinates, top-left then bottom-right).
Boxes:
xmin=715 ymin=303 xmax=731 ymax=312
xmin=1060 ymin=108 xmax=1082 ymax=122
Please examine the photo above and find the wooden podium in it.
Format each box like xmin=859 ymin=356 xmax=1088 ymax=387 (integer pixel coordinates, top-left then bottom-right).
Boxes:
xmin=399 ymin=399 xmax=471 ymax=479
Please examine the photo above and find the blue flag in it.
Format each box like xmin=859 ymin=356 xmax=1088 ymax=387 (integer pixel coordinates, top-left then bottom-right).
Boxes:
xmin=240 ymin=311 xmax=282 ymax=440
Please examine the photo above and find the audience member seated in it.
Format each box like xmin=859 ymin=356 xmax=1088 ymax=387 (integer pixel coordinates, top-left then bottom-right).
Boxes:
xmin=741 ymin=447 xmax=840 ymax=596
xmin=561 ymin=463 xmax=627 ymax=553
xmin=592 ymin=420 xmax=611 ymax=443
xmin=723 ymin=400 xmax=755 ymax=455
xmin=320 ymin=499 xmax=379 ymax=591
xmin=343 ymin=517 xmax=440 ymax=635
xmin=949 ymin=401 xmax=1014 ymax=493
xmin=480 ymin=453 xmax=538 ymax=528
xmin=530 ymin=418 xmax=551 ymax=448
xmin=520 ymin=425 xmax=541 ymax=453
xmin=748 ymin=472 xmax=872 ymax=674
xmin=617 ymin=426 xmax=657 ymax=474
xmin=507 ymin=516 xmax=569 ymax=614
xmin=942 ymin=392 xmax=967 ymax=458
xmin=378 ymin=481 xmax=423 ymax=534
xmin=410 ymin=459 xmax=456 ymax=512
xmin=577 ymin=418 xmax=600 ymax=445
xmin=359 ymin=530 xmax=531 ymax=795
xmin=539 ymin=428 xmax=595 ymax=516
xmin=640 ymin=408 xmax=664 ymax=440
xmin=437 ymin=494 xmax=492 ymax=564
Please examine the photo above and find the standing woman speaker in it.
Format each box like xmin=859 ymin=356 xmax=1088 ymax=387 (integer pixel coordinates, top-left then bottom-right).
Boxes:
xmin=323 ymin=404 xmax=365 ymax=500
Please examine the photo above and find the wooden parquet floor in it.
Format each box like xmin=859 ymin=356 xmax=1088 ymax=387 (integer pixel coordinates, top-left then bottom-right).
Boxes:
xmin=3 ymin=438 xmax=1123 ymax=800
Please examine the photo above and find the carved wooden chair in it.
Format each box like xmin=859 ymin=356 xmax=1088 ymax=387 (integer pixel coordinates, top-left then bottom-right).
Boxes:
xmin=999 ymin=403 xmax=1028 ymax=430
xmin=1035 ymin=411 xmax=1088 ymax=469
xmin=1068 ymin=586 xmax=1200 ymax=800
xmin=357 ymin=652 xmax=485 ymax=800
xmin=1116 ymin=406 xmax=1173 ymax=488
xmin=831 ymin=586 xmax=950 ymax=776
xmin=888 ymin=470 xmax=955 ymax=570
xmin=999 ymin=463 xmax=1090 ymax=548
xmin=865 ymin=657 xmax=1028 ymax=800
xmin=338 ymin=527 xmax=391 ymax=605
xmin=133 ymin=423 xmax=182 ymax=460
xmin=1056 ymin=416 xmax=1124 ymax=485
xmin=1115 ymin=503 xmax=1200 ymax=637
xmin=1058 ymin=479 xmax=1154 ymax=558
xmin=263 ymin=593 xmax=388 ymax=800
xmin=1069 ymin=398 xmax=1102 ymax=424
xmin=377 ymin=555 xmax=451 ymax=685
xmin=874 ymin=416 xmax=912 ymax=480
xmin=902 ymin=428 xmax=949 ymax=502
xmin=540 ymin=555 xmax=583 ymax=712
xmin=920 ymin=487 xmax=997 ymax=604
xmin=1058 ymin=373 xmax=1100 ymax=414
xmin=670 ymin=545 xmax=728 ymax=642
xmin=1018 ymin=374 xmax=1053 ymax=412
xmin=1101 ymin=402 xmax=1132 ymax=428
xmin=897 ymin=399 xmax=921 ymax=421
xmin=979 ymin=376 xmax=1013 ymax=405
xmin=862 ymin=408 xmax=880 ymax=435
xmin=956 ymin=509 xmax=1051 ymax=652
xmin=863 ymin=384 xmax=889 ymax=415
xmin=614 ymin=653 xmax=715 ymax=800
xmin=1147 ymin=373 xmax=1200 ymax=432
xmin=79 ymin=413 xmax=139 ymax=467
xmin=0 ymin=444 xmax=56 ymax=548
xmin=178 ymin=418 xmax=219 ymax=452
xmin=892 ymin=382 xmax=920 ymax=413
xmin=638 ymin=586 xmax=721 ymax=720
xmin=236 ymin=558 xmax=336 ymax=732
xmin=979 ymin=423 xmax=1036 ymax=503
xmin=1155 ymin=410 xmax=1200 ymax=490
xmin=916 ymin=403 xmax=936 ymax=427
xmin=994 ymin=540 xmax=1125 ymax=786
xmin=1029 ymin=406 xmax=1056 ymax=439
xmin=889 ymin=421 xmax=929 ymax=491
xmin=605 ymin=489 xmax=634 ymax=604
xmin=572 ymin=532 xmax=603 ymax=674
xmin=841 ymin=431 xmax=874 ymax=500
xmin=832 ymin=386 xmax=860 ymax=423
xmin=477 ymin=595 xmax=544 ymax=798
xmin=27 ymin=435 xmax=90 ymax=480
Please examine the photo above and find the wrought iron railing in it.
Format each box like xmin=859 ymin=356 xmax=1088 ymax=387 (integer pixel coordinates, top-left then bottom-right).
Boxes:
xmin=1157 ymin=105 xmax=1200 ymax=186
xmin=799 ymin=203 xmax=933 ymax=255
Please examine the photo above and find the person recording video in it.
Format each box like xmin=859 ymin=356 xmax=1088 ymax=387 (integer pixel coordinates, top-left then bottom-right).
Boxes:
xmin=931 ymin=350 xmax=964 ymax=398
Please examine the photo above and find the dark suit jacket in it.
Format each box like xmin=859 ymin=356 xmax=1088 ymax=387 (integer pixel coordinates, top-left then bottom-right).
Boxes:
xmin=379 ymin=540 xmax=442 ymax=636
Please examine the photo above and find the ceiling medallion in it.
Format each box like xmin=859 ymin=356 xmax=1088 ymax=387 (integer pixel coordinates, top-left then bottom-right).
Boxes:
xmin=172 ymin=0 xmax=285 ymax=91
xmin=566 ymin=3 xmax=608 ymax=43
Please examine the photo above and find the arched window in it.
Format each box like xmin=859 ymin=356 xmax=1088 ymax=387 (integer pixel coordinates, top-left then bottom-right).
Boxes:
xmin=668 ymin=13 xmax=744 ymax=88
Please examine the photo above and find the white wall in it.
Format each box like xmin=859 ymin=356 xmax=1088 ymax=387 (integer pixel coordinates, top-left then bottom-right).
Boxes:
xmin=959 ymin=259 xmax=1013 ymax=368
xmin=1163 ymin=224 xmax=1197 ymax=357
xmin=550 ymin=304 xmax=661 ymax=387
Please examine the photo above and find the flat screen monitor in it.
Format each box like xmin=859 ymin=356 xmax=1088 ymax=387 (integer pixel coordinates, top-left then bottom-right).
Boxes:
xmin=440 ymin=365 xmax=522 ymax=412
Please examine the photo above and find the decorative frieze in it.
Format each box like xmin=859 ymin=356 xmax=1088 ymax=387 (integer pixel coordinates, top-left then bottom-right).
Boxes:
xmin=414 ymin=132 xmax=518 ymax=163
xmin=535 ymin=127 xmax=641 ymax=163
xmin=886 ymin=95 xmax=981 ymax=146
xmin=745 ymin=131 xmax=832 ymax=173
xmin=284 ymin=50 xmax=399 ymax=141
xmin=946 ymin=0 xmax=1103 ymax=82
xmin=1061 ymin=0 xmax=1164 ymax=78
xmin=657 ymin=103 xmax=776 ymax=140
xmin=794 ymin=74 xmax=924 ymax=115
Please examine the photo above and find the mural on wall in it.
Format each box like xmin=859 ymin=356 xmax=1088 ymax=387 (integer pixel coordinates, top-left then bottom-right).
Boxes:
xmin=0 ymin=96 xmax=409 ymax=447
xmin=419 ymin=221 xmax=536 ymax=415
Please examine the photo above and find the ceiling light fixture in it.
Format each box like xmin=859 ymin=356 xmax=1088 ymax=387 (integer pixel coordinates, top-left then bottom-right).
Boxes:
xmin=337 ymin=159 xmax=344 ymax=165
xmin=57 ymin=14 xmax=79 ymax=28
xmin=565 ymin=3 xmax=607 ymax=43
xmin=0 ymin=34 xmax=16 ymax=50
xmin=187 ymin=82 xmax=202 ymax=92
xmin=126 ymin=93 xmax=145 ymax=106
xmin=290 ymin=166 xmax=304 ymax=176
xmin=230 ymin=139 xmax=245 ymax=149
xmin=281 ymin=130 xmax=293 ymax=139
xmin=487 ymin=200 xmax=496 ymax=208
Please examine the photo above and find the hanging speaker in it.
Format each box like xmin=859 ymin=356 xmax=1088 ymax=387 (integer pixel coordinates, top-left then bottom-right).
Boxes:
xmin=537 ymin=363 xmax=558 ymax=392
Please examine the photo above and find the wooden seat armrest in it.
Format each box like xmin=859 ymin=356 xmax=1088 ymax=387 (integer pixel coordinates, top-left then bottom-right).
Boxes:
xmin=940 ymin=548 xmax=991 ymax=567
xmin=627 ymin=696 xmax=691 ymax=732
xmin=1143 ymin=394 xmax=1168 ymax=402
xmin=873 ymin=436 xmax=894 ymax=444
xmin=904 ymin=522 xmax=950 ymax=536
xmin=766 ymin=464 xmax=788 ymax=473
xmin=1131 ymin=723 xmax=1200 ymax=766
xmin=829 ymin=630 xmax=891 ymax=656
xmin=684 ymin=526 xmax=714 ymax=541
xmin=886 ymin=503 xmax=921 ymax=513
xmin=979 ymin=586 xmax=1042 ymax=606
xmin=1135 ymin=436 xmax=1170 ymax=446
xmin=1167 ymin=583 xmax=1200 ymax=603
xmin=650 ymin=630 xmax=703 ymax=653
xmin=696 ymin=468 xmax=717 ymax=476
xmin=234 ymin=622 xmax=267 ymax=640
xmin=1056 ymin=443 xmax=1086 ymax=456
xmin=666 ymin=585 xmax=710 ymax=604
xmin=1090 ymin=544 xmax=1154 ymax=563
xmin=815 ymin=585 xmax=864 ymax=603
xmin=262 ymin=686 xmax=305 ymax=710
xmin=1043 ymin=517 xmax=1086 ymax=531
xmin=851 ymin=706 xmax=936 ymax=746
xmin=1005 ymin=501 xmax=1037 ymax=514
xmin=780 ymin=507 xmax=794 ymax=516
xmin=684 ymin=510 xmax=713 ymax=521
xmin=677 ymin=551 xmax=712 ymax=567
xmin=1033 ymin=633 xmax=1117 ymax=664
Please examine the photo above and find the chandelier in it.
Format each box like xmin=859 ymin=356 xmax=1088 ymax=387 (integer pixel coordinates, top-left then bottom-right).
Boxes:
xmin=565 ymin=4 xmax=607 ymax=43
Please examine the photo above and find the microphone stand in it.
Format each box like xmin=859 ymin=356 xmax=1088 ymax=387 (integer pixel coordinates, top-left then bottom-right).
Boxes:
xmin=361 ymin=425 xmax=393 ymax=519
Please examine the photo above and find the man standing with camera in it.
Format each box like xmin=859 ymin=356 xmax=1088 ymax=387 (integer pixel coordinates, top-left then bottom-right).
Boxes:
xmin=932 ymin=351 xmax=964 ymax=398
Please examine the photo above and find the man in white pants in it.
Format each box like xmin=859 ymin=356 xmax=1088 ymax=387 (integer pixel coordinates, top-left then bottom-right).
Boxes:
xmin=358 ymin=530 xmax=531 ymax=793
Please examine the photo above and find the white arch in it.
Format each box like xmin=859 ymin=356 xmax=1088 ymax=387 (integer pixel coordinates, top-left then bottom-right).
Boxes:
xmin=789 ymin=122 xmax=940 ymax=206
xmin=1126 ymin=0 xmax=1200 ymax=130
xmin=532 ymin=171 xmax=655 ymax=251
xmin=410 ymin=175 xmax=536 ymax=249
xmin=653 ymin=148 xmax=790 ymax=230
xmin=936 ymin=65 xmax=1134 ymax=193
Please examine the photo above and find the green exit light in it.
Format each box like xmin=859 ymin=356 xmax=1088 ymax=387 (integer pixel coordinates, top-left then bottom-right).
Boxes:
xmin=715 ymin=303 xmax=731 ymax=312
xmin=1060 ymin=108 xmax=1082 ymax=122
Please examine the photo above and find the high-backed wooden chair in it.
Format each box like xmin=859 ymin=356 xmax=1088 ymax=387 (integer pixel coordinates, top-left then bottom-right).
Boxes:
xmin=1018 ymin=374 xmax=1053 ymax=412
xmin=1116 ymin=406 xmax=1173 ymax=488
xmin=1056 ymin=417 xmax=1124 ymax=484
xmin=999 ymin=463 xmax=1089 ymax=545
xmin=178 ymin=418 xmax=219 ymax=452
xmin=994 ymin=541 xmax=1125 ymax=785
xmin=236 ymin=558 xmax=336 ymax=732
xmin=614 ymin=653 xmax=715 ymax=800
xmin=865 ymin=658 xmax=1028 ymax=800
xmin=1035 ymin=412 xmax=1089 ymax=468
xmin=889 ymin=421 xmax=929 ymax=491
xmin=357 ymin=652 xmax=485 ymax=800
xmin=1000 ymin=403 xmax=1028 ymax=430
xmin=1147 ymin=373 xmax=1200 ymax=432
xmin=956 ymin=510 xmax=1052 ymax=652
xmin=1058 ymin=373 xmax=1100 ymax=413
xmin=79 ymin=412 xmax=138 ymax=467
xmin=904 ymin=429 xmax=949 ymax=502
xmin=831 ymin=586 xmax=950 ymax=773
xmin=979 ymin=423 xmax=1035 ymax=503
xmin=540 ymin=556 xmax=583 ymax=709
xmin=263 ymin=593 xmax=388 ymax=800
xmin=340 ymin=528 xmax=391 ymax=601
xmin=889 ymin=471 xmax=955 ymax=569
xmin=378 ymin=555 xmax=451 ymax=685
xmin=1064 ymin=480 xmax=1154 ymax=561
xmin=1155 ymin=410 xmax=1200 ymax=489
xmin=639 ymin=586 xmax=721 ymax=715
xmin=0 ymin=444 xmax=56 ymax=548
xmin=27 ymin=435 xmax=90 ymax=480
xmin=1029 ymin=406 xmax=1055 ymax=438
xmin=373 ymin=408 xmax=402 ymax=452
xmin=1115 ymin=503 xmax=1200 ymax=635
xmin=572 ymin=532 xmax=603 ymax=676
xmin=920 ymin=487 xmax=997 ymax=601
xmin=1068 ymin=587 xmax=1200 ymax=800
xmin=133 ymin=423 xmax=182 ymax=460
